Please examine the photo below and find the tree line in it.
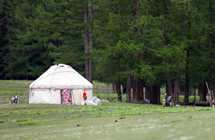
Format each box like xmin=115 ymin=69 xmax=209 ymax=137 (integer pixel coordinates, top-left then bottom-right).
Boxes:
xmin=1 ymin=0 xmax=215 ymax=105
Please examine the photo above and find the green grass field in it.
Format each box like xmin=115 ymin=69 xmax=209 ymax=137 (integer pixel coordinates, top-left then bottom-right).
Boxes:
xmin=1 ymin=104 xmax=215 ymax=140
xmin=0 ymin=80 xmax=215 ymax=140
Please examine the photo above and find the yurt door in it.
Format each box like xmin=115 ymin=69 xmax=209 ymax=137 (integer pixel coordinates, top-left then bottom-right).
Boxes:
xmin=61 ymin=89 xmax=72 ymax=104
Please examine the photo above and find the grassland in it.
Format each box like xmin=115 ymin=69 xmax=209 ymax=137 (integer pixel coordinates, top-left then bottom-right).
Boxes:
xmin=0 ymin=80 xmax=31 ymax=104
xmin=1 ymin=103 xmax=215 ymax=140
xmin=0 ymin=80 xmax=215 ymax=140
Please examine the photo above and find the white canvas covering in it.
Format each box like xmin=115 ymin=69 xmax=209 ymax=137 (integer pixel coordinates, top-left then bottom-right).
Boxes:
xmin=29 ymin=64 xmax=93 ymax=105
xmin=29 ymin=89 xmax=61 ymax=104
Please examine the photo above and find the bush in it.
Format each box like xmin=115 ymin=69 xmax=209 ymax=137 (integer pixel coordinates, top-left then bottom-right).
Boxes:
xmin=94 ymin=93 xmax=118 ymax=102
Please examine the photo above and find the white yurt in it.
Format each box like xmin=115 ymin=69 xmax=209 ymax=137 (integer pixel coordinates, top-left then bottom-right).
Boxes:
xmin=29 ymin=64 xmax=93 ymax=105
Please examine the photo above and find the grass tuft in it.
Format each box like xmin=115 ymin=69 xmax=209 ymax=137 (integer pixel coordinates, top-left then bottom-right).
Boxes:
xmin=16 ymin=119 xmax=38 ymax=126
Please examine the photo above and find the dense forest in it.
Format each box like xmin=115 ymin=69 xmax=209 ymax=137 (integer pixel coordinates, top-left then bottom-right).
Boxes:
xmin=1 ymin=0 xmax=215 ymax=105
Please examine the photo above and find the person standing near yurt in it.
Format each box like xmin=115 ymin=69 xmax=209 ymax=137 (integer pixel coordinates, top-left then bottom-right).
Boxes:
xmin=83 ymin=89 xmax=87 ymax=105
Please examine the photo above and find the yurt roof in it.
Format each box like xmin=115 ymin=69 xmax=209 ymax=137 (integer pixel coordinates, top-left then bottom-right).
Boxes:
xmin=29 ymin=64 xmax=93 ymax=89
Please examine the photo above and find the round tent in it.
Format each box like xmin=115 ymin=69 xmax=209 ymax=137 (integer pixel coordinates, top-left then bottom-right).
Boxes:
xmin=29 ymin=64 xmax=93 ymax=105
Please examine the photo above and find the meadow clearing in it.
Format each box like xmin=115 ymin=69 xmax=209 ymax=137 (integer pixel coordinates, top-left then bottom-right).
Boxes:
xmin=0 ymin=80 xmax=215 ymax=140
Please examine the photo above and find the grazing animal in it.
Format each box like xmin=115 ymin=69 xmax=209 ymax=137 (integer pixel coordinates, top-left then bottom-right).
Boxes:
xmin=143 ymin=98 xmax=150 ymax=104
xmin=10 ymin=96 xmax=19 ymax=104
xmin=165 ymin=96 xmax=173 ymax=106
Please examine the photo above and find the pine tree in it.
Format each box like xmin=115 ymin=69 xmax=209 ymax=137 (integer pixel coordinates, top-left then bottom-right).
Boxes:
xmin=0 ymin=0 xmax=10 ymax=79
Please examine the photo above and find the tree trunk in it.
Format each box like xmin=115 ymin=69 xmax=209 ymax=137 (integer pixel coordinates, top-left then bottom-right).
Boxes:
xmin=166 ymin=79 xmax=180 ymax=105
xmin=115 ymin=82 xmax=122 ymax=102
xmin=132 ymin=0 xmax=140 ymax=17
xmin=166 ymin=79 xmax=172 ymax=97
xmin=152 ymin=85 xmax=161 ymax=104
xmin=173 ymin=79 xmax=180 ymax=104
xmin=84 ymin=0 xmax=93 ymax=82
xmin=137 ymin=80 xmax=144 ymax=102
xmin=126 ymin=75 xmax=132 ymax=102
xmin=193 ymin=89 xmax=197 ymax=104
xmin=112 ymin=83 xmax=116 ymax=93
xmin=184 ymin=49 xmax=190 ymax=105
xmin=198 ymin=82 xmax=207 ymax=102
xmin=127 ymin=75 xmax=146 ymax=103
xmin=146 ymin=85 xmax=160 ymax=104
xmin=184 ymin=1 xmax=192 ymax=105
